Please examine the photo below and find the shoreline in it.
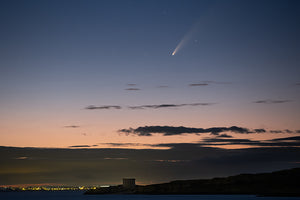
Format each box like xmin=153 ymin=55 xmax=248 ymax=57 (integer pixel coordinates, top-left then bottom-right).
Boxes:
xmin=85 ymin=168 xmax=300 ymax=197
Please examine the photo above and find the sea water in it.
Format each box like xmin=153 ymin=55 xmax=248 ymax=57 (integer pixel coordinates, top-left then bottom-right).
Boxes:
xmin=0 ymin=191 xmax=300 ymax=200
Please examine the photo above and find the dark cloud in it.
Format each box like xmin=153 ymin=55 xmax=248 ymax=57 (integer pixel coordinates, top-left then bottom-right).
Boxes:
xmin=85 ymin=105 xmax=122 ymax=110
xmin=147 ymin=142 xmax=209 ymax=150
xmin=216 ymin=134 xmax=233 ymax=138
xmin=103 ymin=143 xmax=130 ymax=147
xmin=127 ymin=83 xmax=137 ymax=86
xmin=101 ymin=143 xmax=146 ymax=147
xmin=119 ymin=126 xmax=252 ymax=136
xmin=269 ymin=129 xmax=298 ymax=134
xmin=270 ymin=130 xmax=283 ymax=133
xmin=125 ymin=88 xmax=140 ymax=91
xmin=128 ymin=103 xmax=215 ymax=110
xmin=69 ymin=145 xmax=92 ymax=148
xmin=201 ymin=138 xmax=256 ymax=144
xmin=189 ymin=81 xmax=231 ymax=87
xmin=256 ymin=142 xmax=300 ymax=147
xmin=271 ymin=136 xmax=300 ymax=141
xmin=253 ymin=100 xmax=291 ymax=104
xmin=285 ymin=129 xmax=294 ymax=133
xmin=254 ymin=129 xmax=266 ymax=133
xmin=85 ymin=103 xmax=214 ymax=111
xmin=64 ymin=125 xmax=80 ymax=128
xmin=189 ymin=83 xmax=209 ymax=86
xmin=205 ymin=81 xmax=232 ymax=84
xmin=198 ymin=136 xmax=300 ymax=147
xmin=118 ymin=125 xmax=300 ymax=137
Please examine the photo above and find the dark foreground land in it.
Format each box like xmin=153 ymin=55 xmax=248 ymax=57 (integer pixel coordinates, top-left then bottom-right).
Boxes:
xmin=85 ymin=168 xmax=300 ymax=196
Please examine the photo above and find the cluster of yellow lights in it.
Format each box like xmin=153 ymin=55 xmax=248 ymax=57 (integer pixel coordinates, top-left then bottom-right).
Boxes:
xmin=18 ymin=186 xmax=97 ymax=191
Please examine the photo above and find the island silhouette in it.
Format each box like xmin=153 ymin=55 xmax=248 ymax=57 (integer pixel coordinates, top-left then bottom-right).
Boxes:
xmin=85 ymin=168 xmax=300 ymax=196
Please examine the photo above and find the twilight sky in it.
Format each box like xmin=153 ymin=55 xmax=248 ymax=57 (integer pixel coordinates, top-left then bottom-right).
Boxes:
xmin=0 ymin=0 xmax=300 ymax=186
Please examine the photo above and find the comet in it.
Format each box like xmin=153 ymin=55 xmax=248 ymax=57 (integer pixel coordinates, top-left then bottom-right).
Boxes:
xmin=171 ymin=36 xmax=188 ymax=56
xmin=171 ymin=2 xmax=216 ymax=56
xmin=171 ymin=22 xmax=200 ymax=56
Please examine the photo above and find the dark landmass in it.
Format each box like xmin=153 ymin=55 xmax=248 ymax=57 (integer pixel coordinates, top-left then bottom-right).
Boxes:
xmin=85 ymin=168 xmax=300 ymax=196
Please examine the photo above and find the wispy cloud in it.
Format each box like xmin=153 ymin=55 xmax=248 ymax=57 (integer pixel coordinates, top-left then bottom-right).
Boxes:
xmin=120 ymin=125 xmax=299 ymax=136
xmin=155 ymin=160 xmax=189 ymax=163
xmin=285 ymin=129 xmax=293 ymax=133
xmin=85 ymin=103 xmax=214 ymax=111
xmin=216 ymin=134 xmax=233 ymax=138
xmin=157 ymin=85 xmax=169 ymax=88
xmin=128 ymin=103 xmax=215 ymax=110
xmin=201 ymin=138 xmax=256 ymax=144
xmin=69 ymin=145 xmax=92 ymax=148
xmin=150 ymin=136 xmax=300 ymax=149
xmin=64 ymin=125 xmax=80 ymax=128
xmin=189 ymin=81 xmax=231 ymax=87
xmin=101 ymin=143 xmax=145 ymax=147
xmin=271 ymin=136 xmax=300 ymax=141
xmin=104 ymin=157 xmax=128 ymax=160
xmin=99 ymin=143 xmax=167 ymax=150
xmin=119 ymin=126 xmax=299 ymax=137
xmin=189 ymin=83 xmax=209 ymax=86
xmin=253 ymin=99 xmax=291 ymax=104
xmin=198 ymin=136 xmax=300 ymax=148
xmin=125 ymin=88 xmax=140 ymax=91
xmin=127 ymin=83 xmax=137 ymax=86
xmin=270 ymin=130 xmax=283 ymax=133
xmin=85 ymin=105 xmax=122 ymax=110
xmin=119 ymin=126 xmax=256 ymax=136
xmin=15 ymin=156 xmax=29 ymax=160
xmin=254 ymin=129 xmax=266 ymax=133
xmin=269 ymin=129 xmax=295 ymax=134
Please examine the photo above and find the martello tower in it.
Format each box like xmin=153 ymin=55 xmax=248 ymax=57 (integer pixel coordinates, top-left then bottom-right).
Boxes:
xmin=122 ymin=178 xmax=136 ymax=189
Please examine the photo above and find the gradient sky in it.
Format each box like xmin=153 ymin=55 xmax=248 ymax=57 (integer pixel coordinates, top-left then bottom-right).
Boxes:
xmin=0 ymin=0 xmax=300 ymax=186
